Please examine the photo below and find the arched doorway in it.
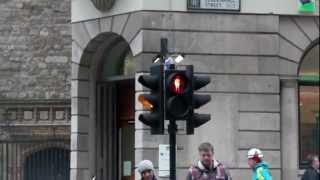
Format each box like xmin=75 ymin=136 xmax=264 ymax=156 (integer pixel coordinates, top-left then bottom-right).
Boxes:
xmin=278 ymin=16 xmax=319 ymax=180
xmin=71 ymin=31 xmax=138 ymax=180
xmin=95 ymin=37 xmax=135 ymax=180
xmin=298 ymin=39 xmax=319 ymax=167
xmin=24 ymin=148 xmax=70 ymax=180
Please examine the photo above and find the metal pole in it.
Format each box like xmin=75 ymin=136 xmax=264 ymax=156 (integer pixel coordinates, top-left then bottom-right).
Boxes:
xmin=160 ymin=38 xmax=168 ymax=63
xmin=161 ymin=37 xmax=177 ymax=179
xmin=168 ymin=119 xmax=177 ymax=180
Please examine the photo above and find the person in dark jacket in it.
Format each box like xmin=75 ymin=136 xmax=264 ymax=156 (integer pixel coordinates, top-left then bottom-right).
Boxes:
xmin=186 ymin=142 xmax=231 ymax=180
xmin=136 ymin=160 xmax=157 ymax=180
xmin=302 ymin=155 xmax=319 ymax=180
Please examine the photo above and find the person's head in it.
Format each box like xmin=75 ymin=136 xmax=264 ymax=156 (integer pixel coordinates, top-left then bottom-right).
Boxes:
xmin=307 ymin=154 xmax=319 ymax=169
xmin=247 ymin=148 xmax=263 ymax=168
xmin=141 ymin=169 xmax=154 ymax=180
xmin=198 ymin=142 xmax=214 ymax=167
xmin=137 ymin=160 xmax=155 ymax=180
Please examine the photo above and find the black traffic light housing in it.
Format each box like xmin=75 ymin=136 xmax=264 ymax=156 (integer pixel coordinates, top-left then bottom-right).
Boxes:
xmin=164 ymin=65 xmax=211 ymax=134
xmin=138 ymin=65 xmax=164 ymax=134
xmin=138 ymin=64 xmax=211 ymax=135
xmin=187 ymin=66 xmax=211 ymax=135
xmin=165 ymin=66 xmax=193 ymax=121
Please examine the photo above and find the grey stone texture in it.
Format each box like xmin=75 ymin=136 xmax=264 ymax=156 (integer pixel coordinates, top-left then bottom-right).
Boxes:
xmin=0 ymin=99 xmax=70 ymax=125
xmin=72 ymin=23 xmax=91 ymax=50
xmin=293 ymin=17 xmax=320 ymax=42
xmin=71 ymin=62 xmax=90 ymax=80
xmin=84 ymin=20 xmax=101 ymax=39
xmin=71 ymin=133 xmax=89 ymax=151
xmin=112 ymin=14 xmax=129 ymax=35
xmin=239 ymin=94 xmax=280 ymax=112
xmin=280 ymin=17 xmax=311 ymax=50
xmin=71 ymin=115 xmax=90 ymax=134
xmin=143 ymin=30 xmax=279 ymax=55
xmin=238 ymin=131 xmax=281 ymax=149
xmin=239 ymin=113 xmax=280 ymax=131
xmin=281 ymin=79 xmax=300 ymax=180
xmin=0 ymin=0 xmax=71 ymax=99
xmin=70 ymin=150 xmax=89 ymax=169
xmin=141 ymin=12 xmax=279 ymax=33
xmin=71 ymin=80 xmax=90 ymax=98
xmin=71 ymin=98 xmax=89 ymax=115
xmin=279 ymin=37 xmax=302 ymax=63
xmin=100 ymin=17 xmax=112 ymax=33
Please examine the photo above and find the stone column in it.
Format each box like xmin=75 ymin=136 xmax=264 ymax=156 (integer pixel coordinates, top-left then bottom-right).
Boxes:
xmin=281 ymin=79 xmax=299 ymax=180
xmin=70 ymin=63 xmax=91 ymax=180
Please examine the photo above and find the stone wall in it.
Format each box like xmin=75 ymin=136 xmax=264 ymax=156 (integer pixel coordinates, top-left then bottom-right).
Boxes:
xmin=0 ymin=2 xmax=71 ymax=178
xmin=0 ymin=0 xmax=71 ymax=99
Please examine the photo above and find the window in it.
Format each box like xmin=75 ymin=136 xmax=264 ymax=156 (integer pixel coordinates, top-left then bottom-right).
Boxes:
xmin=123 ymin=51 xmax=136 ymax=76
xmin=299 ymin=43 xmax=319 ymax=167
xmin=6 ymin=109 xmax=18 ymax=121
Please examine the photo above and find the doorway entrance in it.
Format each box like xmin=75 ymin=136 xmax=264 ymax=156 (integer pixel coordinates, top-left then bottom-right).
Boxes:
xmin=71 ymin=32 xmax=138 ymax=180
xmin=96 ymin=77 xmax=135 ymax=180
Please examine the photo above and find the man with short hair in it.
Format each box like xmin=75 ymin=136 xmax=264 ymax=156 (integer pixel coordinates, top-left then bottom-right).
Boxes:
xmin=186 ymin=142 xmax=231 ymax=180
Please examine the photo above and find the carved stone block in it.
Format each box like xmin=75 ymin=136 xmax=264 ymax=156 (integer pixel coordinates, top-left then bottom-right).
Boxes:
xmin=91 ymin=0 xmax=115 ymax=11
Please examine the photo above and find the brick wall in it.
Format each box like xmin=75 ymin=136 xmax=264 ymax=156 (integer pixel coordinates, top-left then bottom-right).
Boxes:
xmin=0 ymin=0 xmax=71 ymax=99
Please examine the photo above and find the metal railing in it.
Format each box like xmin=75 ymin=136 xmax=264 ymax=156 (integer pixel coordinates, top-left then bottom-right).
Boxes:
xmin=187 ymin=0 xmax=201 ymax=9
xmin=0 ymin=139 xmax=70 ymax=180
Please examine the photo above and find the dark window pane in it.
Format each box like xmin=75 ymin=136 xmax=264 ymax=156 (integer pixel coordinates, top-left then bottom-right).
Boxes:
xmin=299 ymin=85 xmax=320 ymax=165
xmin=300 ymin=44 xmax=319 ymax=77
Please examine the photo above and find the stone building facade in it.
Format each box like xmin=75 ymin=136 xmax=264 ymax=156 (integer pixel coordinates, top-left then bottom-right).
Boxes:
xmin=71 ymin=1 xmax=319 ymax=180
xmin=0 ymin=0 xmax=71 ymax=179
xmin=0 ymin=0 xmax=71 ymax=99
xmin=1 ymin=0 xmax=318 ymax=180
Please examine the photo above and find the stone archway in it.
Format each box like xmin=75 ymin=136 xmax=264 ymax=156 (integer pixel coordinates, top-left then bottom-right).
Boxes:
xmin=21 ymin=141 xmax=70 ymax=164
xmin=279 ymin=15 xmax=319 ymax=180
xmin=297 ymin=39 xmax=319 ymax=165
xmin=279 ymin=16 xmax=319 ymax=76
xmin=16 ymin=141 xmax=70 ymax=180
xmin=71 ymin=12 xmax=143 ymax=180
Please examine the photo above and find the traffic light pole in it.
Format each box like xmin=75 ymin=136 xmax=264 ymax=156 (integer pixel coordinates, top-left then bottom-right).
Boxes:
xmin=160 ymin=37 xmax=177 ymax=180
xmin=168 ymin=119 xmax=177 ymax=180
xmin=160 ymin=38 xmax=168 ymax=63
